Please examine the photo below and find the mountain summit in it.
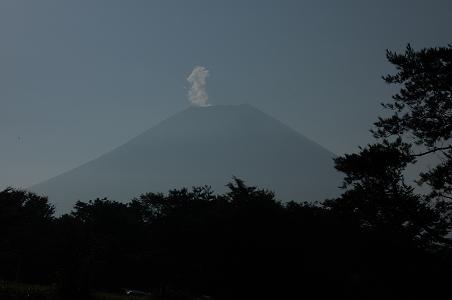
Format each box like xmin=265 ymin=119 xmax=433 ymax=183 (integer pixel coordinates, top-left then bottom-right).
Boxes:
xmin=31 ymin=104 xmax=342 ymax=212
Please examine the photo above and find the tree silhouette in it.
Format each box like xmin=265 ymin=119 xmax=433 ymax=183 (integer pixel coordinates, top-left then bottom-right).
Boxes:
xmin=0 ymin=188 xmax=55 ymax=283
xmin=373 ymin=44 xmax=452 ymax=204
xmin=326 ymin=139 xmax=448 ymax=248
xmin=327 ymin=44 xmax=452 ymax=249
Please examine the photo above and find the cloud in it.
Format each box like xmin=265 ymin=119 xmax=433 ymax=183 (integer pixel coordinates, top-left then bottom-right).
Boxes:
xmin=187 ymin=66 xmax=210 ymax=107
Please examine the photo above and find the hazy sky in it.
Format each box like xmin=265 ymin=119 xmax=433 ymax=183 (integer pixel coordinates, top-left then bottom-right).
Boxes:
xmin=1 ymin=0 xmax=451 ymax=189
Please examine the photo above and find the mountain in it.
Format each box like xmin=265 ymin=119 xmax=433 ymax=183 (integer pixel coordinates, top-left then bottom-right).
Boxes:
xmin=30 ymin=104 xmax=342 ymax=212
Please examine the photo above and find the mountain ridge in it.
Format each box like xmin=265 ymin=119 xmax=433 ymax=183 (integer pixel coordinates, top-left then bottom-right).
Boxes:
xmin=30 ymin=104 xmax=342 ymax=212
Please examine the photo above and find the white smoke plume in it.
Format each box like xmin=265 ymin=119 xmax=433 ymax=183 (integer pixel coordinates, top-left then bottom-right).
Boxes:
xmin=187 ymin=66 xmax=210 ymax=107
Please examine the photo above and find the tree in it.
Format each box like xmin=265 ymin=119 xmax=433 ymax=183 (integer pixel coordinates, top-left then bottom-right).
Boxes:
xmin=0 ymin=188 xmax=55 ymax=282
xmin=327 ymin=139 xmax=448 ymax=248
xmin=327 ymin=44 xmax=452 ymax=248
xmin=373 ymin=44 xmax=452 ymax=203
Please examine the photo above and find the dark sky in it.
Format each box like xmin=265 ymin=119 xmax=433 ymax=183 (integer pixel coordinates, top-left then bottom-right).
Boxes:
xmin=1 ymin=0 xmax=451 ymax=189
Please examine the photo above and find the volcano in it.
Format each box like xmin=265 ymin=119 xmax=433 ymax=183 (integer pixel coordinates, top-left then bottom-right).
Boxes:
xmin=31 ymin=104 xmax=342 ymax=212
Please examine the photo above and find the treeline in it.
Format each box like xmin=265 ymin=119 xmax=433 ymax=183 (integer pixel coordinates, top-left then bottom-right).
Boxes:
xmin=0 ymin=179 xmax=451 ymax=300
xmin=1 ymin=45 xmax=451 ymax=299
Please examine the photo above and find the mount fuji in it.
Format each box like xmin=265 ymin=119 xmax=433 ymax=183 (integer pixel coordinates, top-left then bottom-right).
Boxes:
xmin=30 ymin=104 xmax=342 ymax=212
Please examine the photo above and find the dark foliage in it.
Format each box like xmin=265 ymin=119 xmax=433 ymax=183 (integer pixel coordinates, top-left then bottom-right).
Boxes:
xmin=327 ymin=139 xmax=449 ymax=248
xmin=0 ymin=188 xmax=55 ymax=284
xmin=324 ymin=43 xmax=452 ymax=298
xmin=1 ymin=179 xmax=452 ymax=300
xmin=374 ymin=44 xmax=452 ymax=146
xmin=373 ymin=44 xmax=452 ymax=204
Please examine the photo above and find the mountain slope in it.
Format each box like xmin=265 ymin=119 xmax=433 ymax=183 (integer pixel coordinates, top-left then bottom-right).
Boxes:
xmin=30 ymin=104 xmax=342 ymax=212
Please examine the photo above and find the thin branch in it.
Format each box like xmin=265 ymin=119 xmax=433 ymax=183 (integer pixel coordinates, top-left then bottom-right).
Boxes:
xmin=411 ymin=145 xmax=452 ymax=157
xmin=438 ymin=193 xmax=452 ymax=201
